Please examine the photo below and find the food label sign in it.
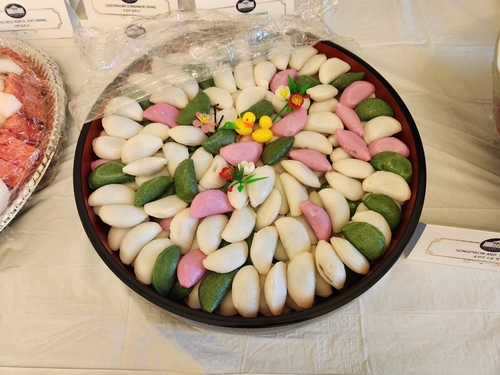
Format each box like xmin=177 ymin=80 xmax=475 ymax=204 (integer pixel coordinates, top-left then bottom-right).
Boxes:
xmin=405 ymin=223 xmax=500 ymax=271
xmin=0 ymin=0 xmax=75 ymax=39
xmin=82 ymin=0 xmax=178 ymax=19
xmin=194 ymin=0 xmax=296 ymax=15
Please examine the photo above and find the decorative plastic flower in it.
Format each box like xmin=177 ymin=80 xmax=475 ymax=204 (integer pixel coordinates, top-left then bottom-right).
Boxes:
xmin=275 ymin=85 xmax=291 ymax=100
xmin=288 ymin=93 xmax=306 ymax=110
xmin=272 ymin=75 xmax=311 ymax=121
xmin=193 ymin=112 xmax=217 ymax=133
xmin=219 ymin=166 xmax=234 ymax=181
xmin=240 ymin=161 xmax=255 ymax=175
xmin=219 ymin=161 xmax=268 ymax=193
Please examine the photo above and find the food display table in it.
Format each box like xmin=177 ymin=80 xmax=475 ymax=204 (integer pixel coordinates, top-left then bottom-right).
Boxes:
xmin=0 ymin=1 xmax=499 ymax=374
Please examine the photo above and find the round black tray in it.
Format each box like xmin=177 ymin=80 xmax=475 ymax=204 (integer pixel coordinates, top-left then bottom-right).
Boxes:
xmin=73 ymin=40 xmax=426 ymax=328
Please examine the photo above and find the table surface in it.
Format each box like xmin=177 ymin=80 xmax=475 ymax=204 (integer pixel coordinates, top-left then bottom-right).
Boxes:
xmin=1 ymin=1 xmax=500 ymax=374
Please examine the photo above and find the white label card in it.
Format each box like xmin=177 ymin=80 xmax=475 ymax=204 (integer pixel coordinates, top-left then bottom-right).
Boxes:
xmin=194 ymin=0 xmax=295 ymax=15
xmin=82 ymin=0 xmax=178 ymax=20
xmin=405 ymin=223 xmax=500 ymax=271
xmin=0 ymin=0 xmax=76 ymax=39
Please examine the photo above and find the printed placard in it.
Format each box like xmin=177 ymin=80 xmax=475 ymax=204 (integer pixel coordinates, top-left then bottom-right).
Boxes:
xmin=82 ymin=0 xmax=178 ymax=20
xmin=405 ymin=223 xmax=500 ymax=271
xmin=493 ymin=31 xmax=500 ymax=137
xmin=194 ymin=0 xmax=295 ymax=16
xmin=0 ymin=0 xmax=76 ymax=39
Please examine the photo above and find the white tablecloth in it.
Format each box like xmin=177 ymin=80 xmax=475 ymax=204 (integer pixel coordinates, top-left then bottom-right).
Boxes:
xmin=1 ymin=1 xmax=499 ymax=374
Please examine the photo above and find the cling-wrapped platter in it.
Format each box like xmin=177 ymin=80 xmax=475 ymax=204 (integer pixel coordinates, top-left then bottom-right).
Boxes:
xmin=0 ymin=35 xmax=66 ymax=231
xmin=74 ymin=39 xmax=426 ymax=328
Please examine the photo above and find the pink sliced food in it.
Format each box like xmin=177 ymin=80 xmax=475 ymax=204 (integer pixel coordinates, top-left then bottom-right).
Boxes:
xmin=269 ymin=69 xmax=298 ymax=93
xmin=339 ymin=80 xmax=376 ymax=109
xmin=3 ymin=68 xmax=47 ymax=122
xmin=289 ymin=149 xmax=332 ymax=172
xmin=368 ymin=137 xmax=410 ymax=157
xmin=0 ymin=46 xmax=57 ymax=211
xmin=300 ymin=201 xmax=332 ymax=241
xmin=143 ymin=102 xmax=180 ymax=128
xmin=0 ymin=132 xmax=41 ymax=167
xmin=190 ymin=189 xmax=234 ymax=219
xmin=335 ymin=128 xmax=371 ymax=162
xmin=335 ymin=103 xmax=364 ymax=137
xmin=219 ymin=140 xmax=262 ymax=165
xmin=0 ymin=159 xmax=28 ymax=188
xmin=176 ymin=249 xmax=208 ymax=288
xmin=272 ymin=106 xmax=307 ymax=137
xmin=1 ymin=112 xmax=44 ymax=146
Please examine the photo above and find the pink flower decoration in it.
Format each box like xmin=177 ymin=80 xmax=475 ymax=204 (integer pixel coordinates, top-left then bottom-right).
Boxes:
xmin=193 ymin=112 xmax=217 ymax=133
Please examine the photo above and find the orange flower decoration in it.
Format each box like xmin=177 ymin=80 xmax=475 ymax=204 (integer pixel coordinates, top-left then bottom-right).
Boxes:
xmin=273 ymin=75 xmax=311 ymax=121
xmin=289 ymin=93 xmax=307 ymax=110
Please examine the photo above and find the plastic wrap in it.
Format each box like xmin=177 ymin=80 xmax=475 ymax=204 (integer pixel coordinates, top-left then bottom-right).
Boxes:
xmin=0 ymin=35 xmax=67 ymax=232
xmin=69 ymin=1 xmax=340 ymax=128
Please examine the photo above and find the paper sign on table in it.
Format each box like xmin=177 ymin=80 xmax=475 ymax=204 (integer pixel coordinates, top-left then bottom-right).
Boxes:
xmin=0 ymin=0 xmax=77 ymax=39
xmin=194 ymin=0 xmax=295 ymax=15
xmin=82 ymin=0 xmax=178 ymax=20
xmin=493 ymin=30 xmax=500 ymax=137
xmin=404 ymin=223 xmax=500 ymax=271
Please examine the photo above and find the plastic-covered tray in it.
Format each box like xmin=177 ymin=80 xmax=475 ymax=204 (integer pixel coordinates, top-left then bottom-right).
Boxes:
xmin=0 ymin=35 xmax=66 ymax=232
xmin=74 ymin=40 xmax=426 ymax=328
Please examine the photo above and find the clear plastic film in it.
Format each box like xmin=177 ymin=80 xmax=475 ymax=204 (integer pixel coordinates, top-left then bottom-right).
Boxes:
xmin=0 ymin=35 xmax=67 ymax=232
xmin=69 ymin=0 xmax=340 ymax=128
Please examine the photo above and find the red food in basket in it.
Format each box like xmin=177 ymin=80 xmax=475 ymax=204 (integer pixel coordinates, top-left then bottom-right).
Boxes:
xmin=0 ymin=131 xmax=42 ymax=190
xmin=0 ymin=132 xmax=41 ymax=188
xmin=0 ymin=46 xmax=53 ymax=202
xmin=0 ymin=131 xmax=41 ymax=164
xmin=0 ymin=159 xmax=18 ymax=186
xmin=0 ymin=159 xmax=29 ymax=188
xmin=1 ymin=112 xmax=44 ymax=146
xmin=2 ymin=48 xmax=49 ymax=123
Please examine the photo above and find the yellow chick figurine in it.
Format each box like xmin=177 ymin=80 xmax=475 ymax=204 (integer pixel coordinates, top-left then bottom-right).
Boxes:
xmin=235 ymin=112 xmax=256 ymax=136
xmin=252 ymin=115 xmax=274 ymax=143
